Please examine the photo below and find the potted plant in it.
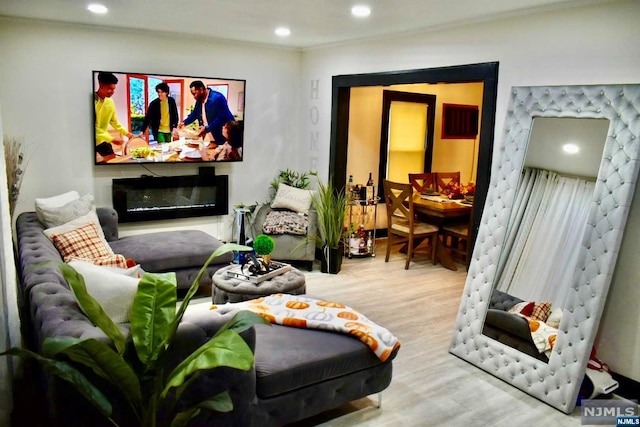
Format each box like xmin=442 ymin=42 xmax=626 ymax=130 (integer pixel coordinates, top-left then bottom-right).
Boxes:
xmin=253 ymin=234 xmax=275 ymax=266
xmin=311 ymin=177 xmax=348 ymax=274
xmin=2 ymin=243 xmax=268 ymax=427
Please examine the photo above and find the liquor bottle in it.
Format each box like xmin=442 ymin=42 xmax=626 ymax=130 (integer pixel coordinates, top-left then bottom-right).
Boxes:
xmin=366 ymin=172 xmax=374 ymax=203
xmin=366 ymin=232 xmax=373 ymax=254
xmin=348 ymin=175 xmax=354 ymax=194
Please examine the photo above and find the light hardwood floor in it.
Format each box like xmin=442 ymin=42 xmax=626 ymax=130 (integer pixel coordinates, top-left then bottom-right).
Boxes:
xmin=285 ymin=239 xmax=584 ymax=427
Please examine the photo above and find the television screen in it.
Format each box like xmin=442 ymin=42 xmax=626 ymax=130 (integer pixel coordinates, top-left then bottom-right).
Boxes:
xmin=93 ymin=70 xmax=245 ymax=165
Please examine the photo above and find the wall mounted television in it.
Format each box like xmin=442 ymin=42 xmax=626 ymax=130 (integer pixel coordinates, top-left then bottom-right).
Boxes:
xmin=93 ymin=70 xmax=245 ymax=165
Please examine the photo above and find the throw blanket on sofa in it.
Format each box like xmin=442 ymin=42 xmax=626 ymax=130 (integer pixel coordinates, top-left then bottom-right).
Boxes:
xmin=211 ymin=294 xmax=400 ymax=362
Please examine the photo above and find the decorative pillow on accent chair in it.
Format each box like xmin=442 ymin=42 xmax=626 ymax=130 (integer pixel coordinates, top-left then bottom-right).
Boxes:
xmin=262 ymin=210 xmax=309 ymax=235
xmin=68 ymin=259 xmax=140 ymax=323
xmin=270 ymin=183 xmax=314 ymax=214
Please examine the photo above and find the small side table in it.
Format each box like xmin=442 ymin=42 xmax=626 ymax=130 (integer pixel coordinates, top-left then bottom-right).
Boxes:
xmin=212 ymin=264 xmax=306 ymax=304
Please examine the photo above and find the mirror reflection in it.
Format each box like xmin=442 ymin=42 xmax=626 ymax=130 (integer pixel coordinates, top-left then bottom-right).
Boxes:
xmin=482 ymin=117 xmax=610 ymax=362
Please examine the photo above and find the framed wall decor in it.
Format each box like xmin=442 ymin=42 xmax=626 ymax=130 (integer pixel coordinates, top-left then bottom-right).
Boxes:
xmin=441 ymin=103 xmax=479 ymax=139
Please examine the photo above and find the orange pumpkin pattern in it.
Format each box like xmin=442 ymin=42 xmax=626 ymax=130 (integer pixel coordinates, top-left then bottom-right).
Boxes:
xmin=286 ymin=301 xmax=310 ymax=310
xmin=212 ymin=294 xmax=399 ymax=361
xmin=337 ymin=311 xmax=359 ymax=320
xmin=317 ymin=301 xmax=346 ymax=308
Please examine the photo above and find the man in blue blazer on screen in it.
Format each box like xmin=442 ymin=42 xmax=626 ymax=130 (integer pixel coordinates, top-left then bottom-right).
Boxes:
xmin=181 ymin=80 xmax=235 ymax=144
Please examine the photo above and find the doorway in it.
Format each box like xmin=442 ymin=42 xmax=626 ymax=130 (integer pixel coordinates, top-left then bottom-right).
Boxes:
xmin=329 ymin=62 xmax=499 ymax=261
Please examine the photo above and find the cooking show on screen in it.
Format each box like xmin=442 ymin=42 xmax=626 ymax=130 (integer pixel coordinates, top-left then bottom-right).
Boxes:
xmin=93 ymin=71 xmax=245 ymax=165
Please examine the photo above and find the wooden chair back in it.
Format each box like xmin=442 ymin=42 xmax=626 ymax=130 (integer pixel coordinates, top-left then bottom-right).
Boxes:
xmin=383 ymin=179 xmax=414 ymax=228
xmin=383 ymin=179 xmax=439 ymax=269
xmin=409 ymin=173 xmax=437 ymax=194
xmin=435 ymin=171 xmax=461 ymax=192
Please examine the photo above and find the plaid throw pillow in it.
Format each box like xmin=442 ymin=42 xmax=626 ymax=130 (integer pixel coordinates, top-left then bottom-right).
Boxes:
xmin=51 ymin=223 xmax=113 ymax=262
xmin=67 ymin=254 xmax=128 ymax=269
xmin=531 ymin=301 xmax=552 ymax=322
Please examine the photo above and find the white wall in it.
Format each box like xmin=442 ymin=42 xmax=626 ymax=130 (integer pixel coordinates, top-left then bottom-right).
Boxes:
xmin=300 ymin=0 xmax=640 ymax=380
xmin=0 ymin=19 xmax=304 ymax=239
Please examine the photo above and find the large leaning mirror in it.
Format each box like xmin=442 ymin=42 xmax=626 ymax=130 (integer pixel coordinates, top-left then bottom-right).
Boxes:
xmin=449 ymin=84 xmax=640 ymax=413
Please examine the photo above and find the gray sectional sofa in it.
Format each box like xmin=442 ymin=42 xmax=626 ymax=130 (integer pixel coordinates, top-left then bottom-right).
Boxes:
xmin=15 ymin=207 xmax=398 ymax=426
xmin=482 ymin=289 xmax=547 ymax=362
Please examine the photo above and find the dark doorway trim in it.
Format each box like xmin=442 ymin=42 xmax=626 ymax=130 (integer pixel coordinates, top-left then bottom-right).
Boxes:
xmin=379 ymin=90 xmax=437 ymax=196
xmin=329 ymin=61 xmax=499 ymax=266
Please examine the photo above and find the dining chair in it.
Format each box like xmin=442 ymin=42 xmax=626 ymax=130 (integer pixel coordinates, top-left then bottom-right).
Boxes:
xmin=440 ymin=203 xmax=474 ymax=269
xmin=383 ymin=179 xmax=439 ymax=270
xmin=124 ymin=137 xmax=149 ymax=155
xmin=435 ymin=171 xmax=461 ymax=193
xmin=408 ymin=172 xmax=437 ymax=193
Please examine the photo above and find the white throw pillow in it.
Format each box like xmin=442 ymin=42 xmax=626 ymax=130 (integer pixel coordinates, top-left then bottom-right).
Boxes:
xmin=68 ymin=259 xmax=140 ymax=323
xmin=43 ymin=209 xmax=107 ymax=240
xmin=546 ymin=307 xmax=563 ymax=329
xmin=39 ymin=194 xmax=96 ymax=229
xmin=270 ymin=183 xmax=313 ymax=214
xmin=35 ymin=191 xmax=80 ymax=223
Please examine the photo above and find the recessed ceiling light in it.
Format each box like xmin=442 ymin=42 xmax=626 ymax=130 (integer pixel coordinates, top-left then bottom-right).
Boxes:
xmin=562 ymin=143 xmax=580 ymax=154
xmin=275 ymin=27 xmax=291 ymax=37
xmin=351 ymin=5 xmax=371 ymax=18
xmin=87 ymin=3 xmax=108 ymax=14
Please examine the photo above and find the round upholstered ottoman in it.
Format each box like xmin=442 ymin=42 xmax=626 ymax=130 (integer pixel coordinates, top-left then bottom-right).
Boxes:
xmin=212 ymin=264 xmax=306 ymax=304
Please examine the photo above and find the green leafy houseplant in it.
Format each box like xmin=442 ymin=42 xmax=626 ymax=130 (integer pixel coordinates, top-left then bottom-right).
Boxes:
xmin=269 ymin=169 xmax=317 ymax=199
xmin=1 ymin=243 xmax=268 ymax=427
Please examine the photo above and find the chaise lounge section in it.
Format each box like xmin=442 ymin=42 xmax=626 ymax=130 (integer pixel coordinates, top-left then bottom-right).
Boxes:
xmin=16 ymin=207 xmax=398 ymax=426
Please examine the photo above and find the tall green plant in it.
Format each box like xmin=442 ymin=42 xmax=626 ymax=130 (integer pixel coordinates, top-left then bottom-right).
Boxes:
xmin=2 ymin=243 xmax=268 ymax=427
xmin=312 ymin=177 xmax=348 ymax=249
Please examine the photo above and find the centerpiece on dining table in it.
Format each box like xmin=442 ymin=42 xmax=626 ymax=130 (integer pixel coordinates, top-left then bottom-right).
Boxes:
xmin=441 ymin=181 xmax=476 ymax=201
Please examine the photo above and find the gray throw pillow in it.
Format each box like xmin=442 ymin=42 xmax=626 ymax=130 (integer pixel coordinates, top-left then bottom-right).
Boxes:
xmin=39 ymin=193 xmax=96 ymax=228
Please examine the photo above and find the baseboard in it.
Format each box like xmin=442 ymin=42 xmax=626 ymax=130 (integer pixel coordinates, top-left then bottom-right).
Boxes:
xmin=611 ymin=371 xmax=640 ymax=401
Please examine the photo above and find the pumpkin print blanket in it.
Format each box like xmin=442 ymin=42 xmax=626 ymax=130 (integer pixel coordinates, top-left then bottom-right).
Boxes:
xmin=211 ymin=294 xmax=400 ymax=362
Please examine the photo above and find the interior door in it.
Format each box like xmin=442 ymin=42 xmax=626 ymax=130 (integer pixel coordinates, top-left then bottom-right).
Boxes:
xmin=378 ymin=90 xmax=436 ymax=191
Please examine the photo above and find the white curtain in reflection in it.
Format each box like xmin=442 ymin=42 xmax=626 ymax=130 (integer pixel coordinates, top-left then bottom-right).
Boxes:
xmin=496 ymin=168 xmax=595 ymax=308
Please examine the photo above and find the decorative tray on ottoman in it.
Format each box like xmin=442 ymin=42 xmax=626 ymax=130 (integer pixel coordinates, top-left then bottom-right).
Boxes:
xmin=225 ymin=261 xmax=292 ymax=284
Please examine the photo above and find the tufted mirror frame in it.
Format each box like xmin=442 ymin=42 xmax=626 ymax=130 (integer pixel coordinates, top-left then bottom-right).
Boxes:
xmin=449 ymin=84 xmax=640 ymax=414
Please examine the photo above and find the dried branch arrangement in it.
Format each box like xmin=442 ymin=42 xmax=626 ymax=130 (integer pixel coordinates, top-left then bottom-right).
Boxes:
xmin=3 ymin=135 xmax=25 ymax=217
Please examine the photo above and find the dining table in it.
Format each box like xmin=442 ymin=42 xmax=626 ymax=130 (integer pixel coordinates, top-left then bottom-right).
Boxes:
xmin=102 ymin=140 xmax=221 ymax=164
xmin=411 ymin=193 xmax=473 ymax=271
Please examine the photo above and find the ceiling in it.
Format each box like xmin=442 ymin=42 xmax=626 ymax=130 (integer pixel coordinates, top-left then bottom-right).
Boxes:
xmin=0 ymin=0 xmax=608 ymax=49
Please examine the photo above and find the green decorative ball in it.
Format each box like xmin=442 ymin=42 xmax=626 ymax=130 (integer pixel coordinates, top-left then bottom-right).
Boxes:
xmin=253 ymin=234 xmax=275 ymax=256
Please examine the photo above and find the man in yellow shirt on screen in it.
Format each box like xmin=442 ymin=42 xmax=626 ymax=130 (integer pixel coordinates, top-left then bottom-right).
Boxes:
xmin=94 ymin=72 xmax=132 ymax=161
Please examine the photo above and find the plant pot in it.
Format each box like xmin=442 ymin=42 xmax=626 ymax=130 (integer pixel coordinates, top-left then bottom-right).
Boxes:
xmin=321 ymin=244 xmax=344 ymax=274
